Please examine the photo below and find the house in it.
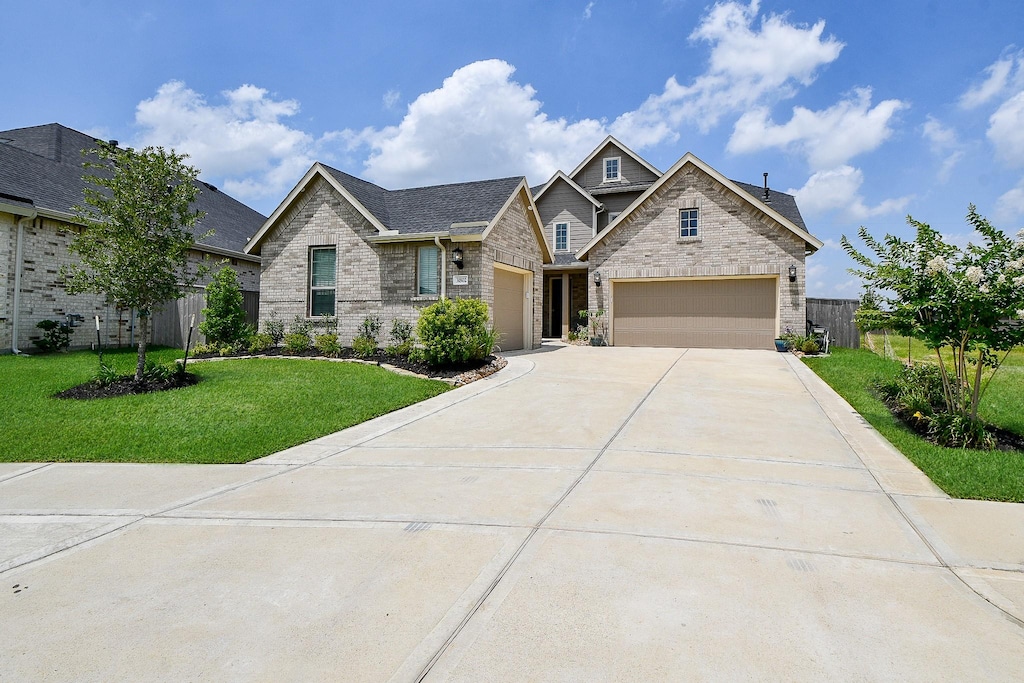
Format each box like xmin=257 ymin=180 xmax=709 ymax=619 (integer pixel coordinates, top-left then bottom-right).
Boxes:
xmin=244 ymin=164 xmax=551 ymax=350
xmin=535 ymin=136 xmax=822 ymax=349
xmin=249 ymin=137 xmax=821 ymax=353
xmin=0 ymin=123 xmax=266 ymax=352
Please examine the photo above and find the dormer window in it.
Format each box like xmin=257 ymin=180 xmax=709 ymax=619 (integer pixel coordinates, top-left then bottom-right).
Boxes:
xmin=604 ymin=157 xmax=620 ymax=182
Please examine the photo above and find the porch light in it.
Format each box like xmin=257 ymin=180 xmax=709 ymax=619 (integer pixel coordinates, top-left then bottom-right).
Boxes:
xmin=594 ymin=270 xmax=602 ymax=287
xmin=788 ymin=264 xmax=797 ymax=282
xmin=452 ymin=247 xmax=464 ymax=269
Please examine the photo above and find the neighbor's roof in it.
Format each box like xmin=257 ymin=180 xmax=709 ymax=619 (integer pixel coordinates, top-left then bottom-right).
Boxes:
xmin=0 ymin=123 xmax=266 ymax=258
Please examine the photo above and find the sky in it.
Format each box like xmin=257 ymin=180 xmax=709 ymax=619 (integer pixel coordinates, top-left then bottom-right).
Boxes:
xmin=4 ymin=0 xmax=1024 ymax=297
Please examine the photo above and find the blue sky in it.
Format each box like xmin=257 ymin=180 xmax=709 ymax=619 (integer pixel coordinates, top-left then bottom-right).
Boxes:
xmin=5 ymin=0 xmax=1024 ymax=297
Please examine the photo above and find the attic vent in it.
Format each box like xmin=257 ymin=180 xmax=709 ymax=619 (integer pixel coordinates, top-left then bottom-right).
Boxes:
xmin=203 ymin=182 xmax=219 ymax=192
xmin=108 ymin=140 xmax=119 ymax=147
xmin=762 ymin=172 xmax=771 ymax=203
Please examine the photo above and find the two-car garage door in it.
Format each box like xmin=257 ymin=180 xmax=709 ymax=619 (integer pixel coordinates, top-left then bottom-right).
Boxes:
xmin=612 ymin=278 xmax=777 ymax=350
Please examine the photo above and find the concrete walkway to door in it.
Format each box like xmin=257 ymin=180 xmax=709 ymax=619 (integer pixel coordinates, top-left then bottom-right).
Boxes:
xmin=1 ymin=345 xmax=1023 ymax=680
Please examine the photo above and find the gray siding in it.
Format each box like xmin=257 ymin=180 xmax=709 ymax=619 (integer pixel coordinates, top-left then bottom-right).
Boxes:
xmin=597 ymin=191 xmax=647 ymax=232
xmin=536 ymin=178 xmax=595 ymax=253
xmin=574 ymin=143 xmax=659 ymax=189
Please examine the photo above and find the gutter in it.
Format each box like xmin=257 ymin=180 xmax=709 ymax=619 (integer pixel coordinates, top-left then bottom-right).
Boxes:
xmin=433 ymin=236 xmax=447 ymax=299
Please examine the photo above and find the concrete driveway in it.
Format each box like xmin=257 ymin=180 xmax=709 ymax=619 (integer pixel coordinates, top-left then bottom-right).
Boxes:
xmin=2 ymin=345 xmax=1023 ymax=681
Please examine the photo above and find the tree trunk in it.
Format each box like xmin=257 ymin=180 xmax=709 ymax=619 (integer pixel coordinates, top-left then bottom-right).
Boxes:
xmin=135 ymin=313 xmax=148 ymax=382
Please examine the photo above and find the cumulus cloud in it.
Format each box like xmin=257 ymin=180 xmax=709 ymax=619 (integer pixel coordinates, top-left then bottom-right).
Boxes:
xmin=134 ymin=80 xmax=337 ymax=202
xmin=995 ymin=176 xmax=1024 ymax=224
xmin=358 ymin=60 xmax=607 ymax=188
xmin=789 ymin=166 xmax=910 ymax=221
xmin=727 ymin=88 xmax=905 ymax=169
xmin=988 ymin=92 xmax=1024 ymax=167
xmin=921 ymin=115 xmax=964 ymax=182
xmin=612 ymin=0 xmax=842 ymax=144
xmin=960 ymin=50 xmax=1024 ymax=109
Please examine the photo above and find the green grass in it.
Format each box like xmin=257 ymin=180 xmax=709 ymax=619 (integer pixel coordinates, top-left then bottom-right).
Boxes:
xmin=0 ymin=348 xmax=451 ymax=463
xmin=804 ymin=346 xmax=1024 ymax=502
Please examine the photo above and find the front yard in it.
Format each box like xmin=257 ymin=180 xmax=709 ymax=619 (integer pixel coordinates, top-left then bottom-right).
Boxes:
xmin=0 ymin=348 xmax=451 ymax=463
xmin=804 ymin=343 xmax=1024 ymax=502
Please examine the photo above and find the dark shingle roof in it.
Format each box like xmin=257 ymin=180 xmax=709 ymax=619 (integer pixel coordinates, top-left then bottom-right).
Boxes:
xmin=320 ymin=164 xmax=523 ymax=235
xmin=0 ymin=123 xmax=266 ymax=255
xmin=730 ymin=180 xmax=808 ymax=233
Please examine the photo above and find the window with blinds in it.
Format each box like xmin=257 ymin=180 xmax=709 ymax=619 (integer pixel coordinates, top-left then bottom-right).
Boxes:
xmin=309 ymin=247 xmax=336 ymax=316
xmin=418 ymin=246 xmax=439 ymax=296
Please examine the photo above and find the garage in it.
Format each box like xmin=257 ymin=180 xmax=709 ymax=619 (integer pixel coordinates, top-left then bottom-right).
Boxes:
xmin=493 ymin=266 xmax=526 ymax=351
xmin=612 ymin=277 xmax=777 ymax=349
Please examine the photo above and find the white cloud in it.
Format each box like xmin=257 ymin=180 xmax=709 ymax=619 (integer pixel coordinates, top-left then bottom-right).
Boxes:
xmin=382 ymin=89 xmax=401 ymax=109
xmin=582 ymin=2 xmax=594 ymax=20
xmin=988 ymin=91 xmax=1024 ymax=167
xmin=359 ymin=60 xmax=607 ymax=188
xmin=922 ymin=115 xmax=964 ymax=182
xmin=789 ymin=166 xmax=910 ymax=220
xmin=727 ymin=88 xmax=905 ymax=169
xmin=134 ymin=80 xmax=336 ymax=201
xmin=610 ymin=0 xmax=843 ymax=142
xmin=960 ymin=50 xmax=1024 ymax=109
xmin=995 ymin=176 xmax=1024 ymax=224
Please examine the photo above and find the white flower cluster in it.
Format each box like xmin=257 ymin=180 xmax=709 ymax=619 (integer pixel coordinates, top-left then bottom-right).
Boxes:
xmin=1015 ymin=275 xmax=1024 ymax=287
xmin=925 ymin=256 xmax=948 ymax=275
xmin=1009 ymin=258 xmax=1024 ymax=270
xmin=965 ymin=266 xmax=984 ymax=284
xmin=1017 ymin=228 xmax=1024 ymax=243
xmin=1018 ymin=309 xmax=1024 ymax=319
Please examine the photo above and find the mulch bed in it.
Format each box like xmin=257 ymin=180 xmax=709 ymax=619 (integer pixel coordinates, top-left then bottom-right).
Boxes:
xmin=55 ymin=372 xmax=200 ymax=400
xmin=882 ymin=398 xmax=1024 ymax=453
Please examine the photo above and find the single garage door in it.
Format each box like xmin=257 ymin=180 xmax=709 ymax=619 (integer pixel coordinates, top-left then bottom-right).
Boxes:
xmin=493 ymin=267 xmax=525 ymax=351
xmin=613 ymin=278 xmax=776 ymax=349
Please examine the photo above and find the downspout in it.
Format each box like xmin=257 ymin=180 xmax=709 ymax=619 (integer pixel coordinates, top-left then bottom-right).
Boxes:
xmin=433 ymin=235 xmax=447 ymax=300
xmin=12 ymin=213 xmax=37 ymax=354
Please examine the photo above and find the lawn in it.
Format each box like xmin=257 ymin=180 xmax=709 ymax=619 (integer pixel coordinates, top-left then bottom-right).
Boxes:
xmin=0 ymin=347 xmax=451 ymax=463
xmin=804 ymin=345 xmax=1024 ymax=502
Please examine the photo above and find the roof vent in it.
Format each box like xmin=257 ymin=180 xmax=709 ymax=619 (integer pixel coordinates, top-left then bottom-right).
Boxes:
xmin=762 ymin=172 xmax=771 ymax=203
xmin=108 ymin=139 xmax=119 ymax=147
xmin=202 ymin=181 xmax=218 ymax=192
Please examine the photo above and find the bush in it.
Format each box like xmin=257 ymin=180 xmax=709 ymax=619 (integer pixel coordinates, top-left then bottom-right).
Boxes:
xmin=315 ymin=333 xmax=342 ymax=358
xmin=33 ymin=319 xmax=73 ymax=353
xmin=352 ymin=335 xmax=377 ymax=358
xmin=142 ymin=359 xmax=174 ymax=382
xmin=282 ymin=331 xmax=312 ymax=354
xmin=263 ymin=314 xmax=284 ymax=344
xmin=248 ymin=333 xmax=275 ymax=354
xmin=359 ymin=316 xmax=382 ymax=344
xmin=290 ymin=316 xmax=314 ymax=339
xmin=416 ymin=298 xmax=495 ymax=367
xmin=200 ymin=266 xmax=247 ymax=346
xmin=93 ymin=361 xmax=121 ymax=387
xmin=800 ymin=339 xmax=820 ymax=354
xmin=386 ymin=318 xmax=415 ymax=357
xmin=928 ymin=412 xmax=995 ymax=450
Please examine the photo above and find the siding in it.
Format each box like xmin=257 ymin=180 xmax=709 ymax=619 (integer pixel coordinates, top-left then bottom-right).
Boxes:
xmin=597 ymin=191 xmax=647 ymax=232
xmin=574 ymin=143 xmax=659 ymax=189
xmin=535 ymin=177 xmax=595 ymax=253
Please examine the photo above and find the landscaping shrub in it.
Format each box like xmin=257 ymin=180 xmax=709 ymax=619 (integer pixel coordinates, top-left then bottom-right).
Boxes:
xmin=142 ymin=359 xmax=175 ymax=382
xmin=33 ymin=319 xmax=73 ymax=353
xmin=282 ymin=331 xmax=312 ymax=354
xmin=199 ymin=266 xmax=247 ymax=346
xmin=352 ymin=334 xmax=377 ymax=358
xmin=248 ymin=332 xmax=275 ymax=354
xmin=416 ymin=298 xmax=495 ymax=367
xmin=93 ymin=361 xmax=120 ymax=387
xmin=315 ymin=333 xmax=342 ymax=358
xmin=289 ymin=316 xmax=314 ymax=339
xmin=386 ymin=318 xmax=414 ymax=357
xmin=263 ymin=314 xmax=284 ymax=344
xmin=800 ymin=339 xmax=820 ymax=354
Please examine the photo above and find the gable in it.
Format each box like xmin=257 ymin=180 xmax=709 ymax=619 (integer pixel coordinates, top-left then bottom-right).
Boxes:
xmin=569 ymin=136 xmax=661 ymax=189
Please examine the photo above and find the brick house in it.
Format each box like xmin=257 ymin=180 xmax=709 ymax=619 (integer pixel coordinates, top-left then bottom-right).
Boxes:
xmin=0 ymin=124 xmax=266 ymax=353
xmin=536 ymin=137 xmax=823 ymax=348
xmin=244 ymin=164 xmax=552 ymax=350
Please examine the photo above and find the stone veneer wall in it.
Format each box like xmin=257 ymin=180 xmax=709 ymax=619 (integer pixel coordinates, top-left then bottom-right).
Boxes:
xmin=586 ymin=166 xmax=807 ymax=339
xmin=1 ymin=211 xmax=260 ymax=352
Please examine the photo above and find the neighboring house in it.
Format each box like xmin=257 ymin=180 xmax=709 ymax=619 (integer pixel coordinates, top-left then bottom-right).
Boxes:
xmin=535 ymin=136 xmax=823 ymax=349
xmin=244 ymin=164 xmax=551 ymax=350
xmin=0 ymin=124 xmax=266 ymax=352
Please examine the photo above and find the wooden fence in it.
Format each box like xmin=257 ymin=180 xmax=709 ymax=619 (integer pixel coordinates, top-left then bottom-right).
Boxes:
xmin=805 ymin=298 xmax=860 ymax=349
xmin=150 ymin=289 xmax=259 ymax=349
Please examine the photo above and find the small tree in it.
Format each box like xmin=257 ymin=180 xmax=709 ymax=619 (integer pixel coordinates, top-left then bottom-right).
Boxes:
xmin=200 ymin=265 xmax=247 ymax=346
xmin=63 ymin=143 xmax=207 ymax=381
xmin=841 ymin=206 xmax=1024 ymax=431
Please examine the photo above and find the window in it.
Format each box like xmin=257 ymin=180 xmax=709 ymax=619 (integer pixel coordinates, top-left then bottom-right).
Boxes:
xmin=604 ymin=157 xmax=620 ymax=182
xmin=679 ymin=208 xmax=699 ymax=238
xmin=608 ymin=212 xmax=620 ymax=224
xmin=309 ymin=247 xmax=336 ymax=316
xmin=554 ymin=222 xmax=569 ymax=251
xmin=417 ymin=246 xmax=439 ymax=296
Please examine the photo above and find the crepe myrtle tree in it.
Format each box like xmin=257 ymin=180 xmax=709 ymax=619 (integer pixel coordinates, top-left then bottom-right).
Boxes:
xmin=841 ymin=206 xmax=1024 ymax=422
xmin=63 ymin=142 xmax=208 ymax=381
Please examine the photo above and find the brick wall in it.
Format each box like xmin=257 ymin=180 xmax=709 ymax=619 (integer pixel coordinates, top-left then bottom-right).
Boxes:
xmin=1 ymin=211 xmax=260 ymax=352
xmin=586 ymin=165 xmax=808 ymax=337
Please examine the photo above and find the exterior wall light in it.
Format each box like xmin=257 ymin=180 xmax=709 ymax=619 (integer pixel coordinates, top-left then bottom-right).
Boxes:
xmin=452 ymin=247 xmax=464 ymax=270
xmin=788 ymin=264 xmax=797 ymax=282
xmin=594 ymin=270 xmax=602 ymax=287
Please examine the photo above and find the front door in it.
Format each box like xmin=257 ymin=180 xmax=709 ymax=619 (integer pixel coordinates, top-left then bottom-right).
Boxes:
xmin=550 ymin=278 xmax=563 ymax=338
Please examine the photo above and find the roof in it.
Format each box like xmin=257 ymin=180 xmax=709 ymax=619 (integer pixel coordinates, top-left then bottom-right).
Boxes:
xmin=576 ymin=152 xmax=823 ymax=259
xmin=532 ymin=170 xmax=602 ymax=207
xmin=0 ymin=123 xmax=266 ymax=258
xmin=321 ymin=165 xmax=524 ymax=235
